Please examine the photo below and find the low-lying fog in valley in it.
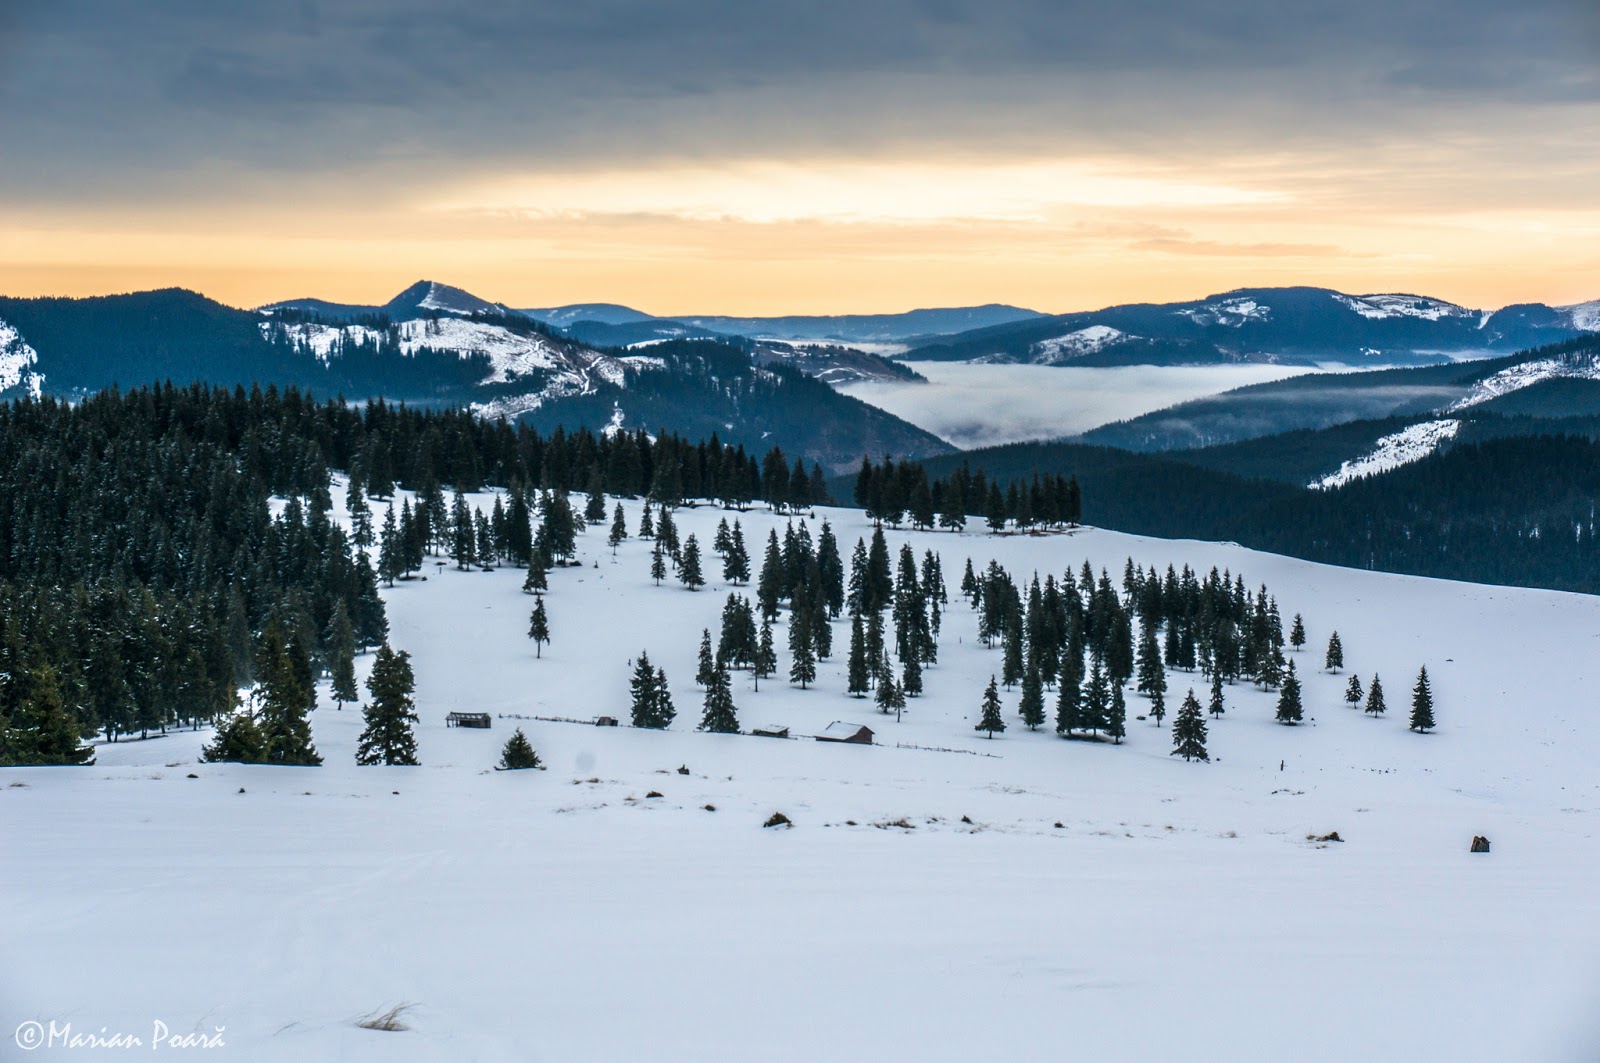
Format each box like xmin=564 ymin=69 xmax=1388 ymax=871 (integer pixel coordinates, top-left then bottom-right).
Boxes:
xmin=841 ymin=362 xmax=1313 ymax=449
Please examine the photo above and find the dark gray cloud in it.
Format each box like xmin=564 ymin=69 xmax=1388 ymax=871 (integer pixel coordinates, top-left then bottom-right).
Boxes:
xmin=1 ymin=0 xmax=1596 ymax=203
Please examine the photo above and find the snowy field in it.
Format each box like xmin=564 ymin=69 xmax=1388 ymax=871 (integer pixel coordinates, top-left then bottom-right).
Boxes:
xmin=839 ymin=362 xmax=1310 ymax=448
xmin=6 ymin=491 xmax=1600 ymax=1062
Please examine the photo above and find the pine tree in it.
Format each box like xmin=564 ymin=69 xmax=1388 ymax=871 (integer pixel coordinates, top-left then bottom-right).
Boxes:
xmin=528 ymin=598 xmax=550 ymax=658
xmin=523 ymin=555 xmax=548 ymax=594
xmin=1055 ymin=653 xmax=1082 ymax=736
xmin=378 ymin=504 xmax=401 ymax=586
xmin=1171 ymin=689 xmax=1208 ymax=762
xmin=754 ymin=620 xmax=777 ymax=691
xmin=629 ymin=652 xmax=675 ymax=729
xmin=325 ymin=602 xmax=358 ymax=710
xmin=1208 ymin=669 xmax=1226 ymax=718
xmin=256 ymin=624 xmax=320 ymax=766
xmin=847 ymin=614 xmax=870 ymax=698
xmin=1149 ymin=684 xmax=1166 ymax=727
xmin=901 ymin=653 xmax=923 ymax=698
xmin=1019 ymin=659 xmax=1045 ymax=730
xmin=678 ymin=534 xmax=705 ymax=591
xmin=639 ymin=502 xmax=655 ymax=539
xmin=357 ymin=644 xmax=419 ymax=766
xmin=202 ymin=708 xmax=266 ymax=764
xmin=876 ymin=673 xmax=905 ymax=719
xmin=650 ymin=538 xmax=667 ymax=586
xmin=1325 ymin=631 xmax=1344 ymax=672
xmin=1290 ymin=613 xmax=1306 ymax=651
xmin=1344 ymin=673 xmax=1364 ymax=709
xmin=1083 ymin=655 xmax=1109 ymax=736
xmin=608 ymin=503 xmax=628 ymax=555
xmin=1275 ymin=660 xmax=1303 ymax=724
xmin=700 ymin=661 xmax=740 ymax=733
xmin=975 ymin=675 xmax=1006 ymax=738
xmin=1366 ymin=674 xmax=1387 ymax=716
xmin=1106 ymin=683 xmax=1127 ymax=744
xmin=498 ymin=727 xmax=542 ymax=769
xmin=696 ymin=629 xmax=716 ymax=689
xmin=1409 ymin=667 xmax=1435 ymax=733
xmin=788 ymin=605 xmax=817 ymax=689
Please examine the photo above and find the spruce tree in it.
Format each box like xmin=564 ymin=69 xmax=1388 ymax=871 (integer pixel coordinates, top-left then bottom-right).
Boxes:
xmin=638 ymin=502 xmax=655 ymax=539
xmin=754 ymin=620 xmax=777 ymax=691
xmin=327 ymin=603 xmax=358 ymax=710
xmin=1019 ymin=659 xmax=1045 ymax=730
xmin=1208 ymin=669 xmax=1226 ymax=718
xmin=1409 ymin=667 xmax=1435 ymax=733
xmin=498 ymin=727 xmax=541 ymax=769
xmin=1149 ymin=684 xmax=1166 ymax=727
xmin=1171 ymin=690 xmax=1208 ymax=762
xmin=901 ymin=653 xmax=923 ymax=698
xmin=788 ymin=605 xmax=817 ymax=689
xmin=876 ymin=673 xmax=905 ymax=719
xmin=696 ymin=629 xmax=717 ymax=689
xmin=700 ymin=662 xmax=740 ymax=734
xmin=202 ymin=708 xmax=266 ymax=764
xmin=1083 ymin=655 xmax=1109 ymax=736
xmin=975 ymin=675 xmax=1006 ymax=738
xmin=1275 ymin=659 xmax=1303 ymax=724
xmin=847 ymin=614 xmax=870 ymax=698
xmin=1366 ymin=674 xmax=1387 ymax=716
xmin=523 ymin=555 xmax=548 ymax=594
xmin=650 ymin=539 xmax=667 ymax=586
xmin=678 ymin=534 xmax=705 ymax=591
xmin=608 ymin=503 xmax=628 ymax=555
xmin=528 ymin=598 xmax=550 ymax=658
xmin=1055 ymin=654 xmax=1082 ymax=736
xmin=13 ymin=665 xmax=94 ymax=765
xmin=357 ymin=644 xmax=419 ymax=766
xmin=630 ymin=652 xmax=675 ymax=728
xmin=1344 ymin=673 xmax=1364 ymax=709
xmin=1325 ymin=631 xmax=1344 ymax=672
xmin=256 ymin=624 xmax=320 ymax=766
xmin=1290 ymin=613 xmax=1306 ymax=652
xmin=725 ymin=521 xmax=751 ymax=585
xmin=1106 ymin=683 xmax=1127 ymax=744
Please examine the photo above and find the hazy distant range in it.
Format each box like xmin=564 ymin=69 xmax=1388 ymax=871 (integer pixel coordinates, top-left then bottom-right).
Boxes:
xmin=839 ymin=362 xmax=1310 ymax=450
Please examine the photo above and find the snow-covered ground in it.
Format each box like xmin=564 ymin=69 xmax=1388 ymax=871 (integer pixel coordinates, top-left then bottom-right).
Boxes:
xmin=1446 ymin=349 xmax=1600 ymax=413
xmin=840 ymin=362 xmax=1310 ymax=448
xmin=1310 ymin=419 xmax=1462 ymax=489
xmin=6 ymin=494 xmax=1600 ymax=1062
xmin=1030 ymin=324 xmax=1125 ymax=362
xmin=0 ymin=317 xmax=44 ymax=398
xmin=1336 ymin=293 xmax=1475 ymax=322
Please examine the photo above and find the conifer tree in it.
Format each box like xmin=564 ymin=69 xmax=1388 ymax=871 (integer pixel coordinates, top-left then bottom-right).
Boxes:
xmin=876 ymin=672 xmax=906 ymax=719
xmin=528 ymin=598 xmax=550 ymax=658
xmin=347 ymin=477 xmax=374 ymax=548
xmin=975 ymin=675 xmax=1006 ymax=738
xmin=378 ymin=504 xmax=401 ymax=586
xmin=650 ymin=538 xmax=667 ymax=586
xmin=1149 ymin=684 xmax=1166 ymax=727
xmin=202 ymin=707 xmax=266 ymax=764
xmin=901 ymin=653 xmax=923 ymax=698
xmin=1366 ymin=673 xmax=1387 ymax=716
xmin=357 ymin=644 xmax=419 ymax=766
xmin=329 ymin=624 xmax=358 ymax=712
xmin=789 ymin=606 xmax=817 ymax=689
xmin=758 ymin=532 xmax=784 ymax=620
xmin=13 ymin=665 xmax=95 ymax=765
xmin=1325 ymin=631 xmax=1344 ymax=672
xmin=754 ymin=620 xmax=777 ymax=691
xmin=1107 ymin=683 xmax=1127 ymax=744
xmin=700 ymin=661 xmax=740 ymax=733
xmin=1019 ymin=659 xmax=1045 ymax=730
xmin=1055 ymin=653 xmax=1082 ymax=736
xmin=724 ymin=521 xmax=751 ymax=584
xmin=1409 ymin=667 xmax=1435 ymax=733
xmin=1290 ymin=613 xmax=1306 ymax=651
xmin=629 ymin=651 xmax=675 ymax=728
xmin=1171 ymin=690 xmax=1208 ymax=762
xmin=847 ymin=614 xmax=870 ymax=698
xmin=1275 ymin=659 xmax=1303 ymax=724
xmin=697 ymin=628 xmax=716 ymax=688
xmin=255 ymin=623 xmax=321 ymax=766
xmin=523 ymin=555 xmax=548 ymax=594
xmin=1208 ymin=669 xmax=1226 ymax=718
xmin=1344 ymin=673 xmax=1364 ymax=709
xmin=678 ymin=534 xmax=705 ymax=591
xmin=1083 ymin=655 xmax=1110 ymax=736
xmin=639 ymin=502 xmax=655 ymax=539
xmin=451 ymin=489 xmax=476 ymax=570
xmin=498 ymin=727 xmax=541 ymax=769
xmin=608 ymin=503 xmax=628 ymax=555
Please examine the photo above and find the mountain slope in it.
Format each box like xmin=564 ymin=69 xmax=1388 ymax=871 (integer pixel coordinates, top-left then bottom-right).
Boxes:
xmin=903 ymin=286 xmax=1599 ymax=367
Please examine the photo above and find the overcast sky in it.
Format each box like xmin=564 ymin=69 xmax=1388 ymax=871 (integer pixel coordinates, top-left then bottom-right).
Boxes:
xmin=1 ymin=0 xmax=1597 ymax=312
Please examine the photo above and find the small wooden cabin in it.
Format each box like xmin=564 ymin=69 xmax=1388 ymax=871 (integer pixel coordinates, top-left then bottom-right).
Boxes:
xmin=815 ymin=721 xmax=873 ymax=744
xmin=751 ymin=724 xmax=790 ymax=739
xmin=595 ymin=716 xmax=620 ymax=727
xmin=446 ymin=712 xmax=492 ymax=729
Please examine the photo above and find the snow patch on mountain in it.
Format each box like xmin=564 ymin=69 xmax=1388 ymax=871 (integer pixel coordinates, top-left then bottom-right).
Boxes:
xmin=1337 ymin=294 xmax=1474 ymax=322
xmin=1445 ymin=349 xmax=1600 ymax=412
xmin=265 ymin=322 xmax=383 ymax=364
xmin=1311 ymin=419 xmax=1461 ymax=489
xmin=1032 ymin=325 xmax=1125 ymax=362
xmin=1558 ymin=299 xmax=1600 ymax=332
xmin=396 ymin=319 xmax=566 ymax=382
xmin=1177 ymin=297 xmax=1271 ymax=328
xmin=0 ymin=318 xmax=44 ymax=397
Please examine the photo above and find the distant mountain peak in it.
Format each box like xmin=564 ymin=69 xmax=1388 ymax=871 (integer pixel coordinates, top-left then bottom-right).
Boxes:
xmin=385 ymin=280 xmax=511 ymax=319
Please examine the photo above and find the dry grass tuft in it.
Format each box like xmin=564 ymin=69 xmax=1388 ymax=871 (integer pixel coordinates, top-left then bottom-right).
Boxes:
xmin=356 ymin=1003 xmax=416 ymax=1032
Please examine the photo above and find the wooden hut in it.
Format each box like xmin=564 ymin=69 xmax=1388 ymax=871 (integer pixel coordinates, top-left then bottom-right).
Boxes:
xmin=814 ymin=721 xmax=873 ymax=744
xmin=446 ymin=712 xmax=492 ymax=729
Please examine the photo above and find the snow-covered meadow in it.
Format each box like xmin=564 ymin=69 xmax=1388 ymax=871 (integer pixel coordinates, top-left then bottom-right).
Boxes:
xmin=6 ymin=491 xmax=1600 ymax=1062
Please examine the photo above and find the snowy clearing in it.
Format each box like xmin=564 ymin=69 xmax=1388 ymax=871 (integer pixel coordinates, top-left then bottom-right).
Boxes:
xmin=0 ymin=317 xmax=44 ymax=398
xmin=6 ymin=494 xmax=1600 ymax=1062
xmin=1310 ymin=419 xmax=1462 ymax=489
